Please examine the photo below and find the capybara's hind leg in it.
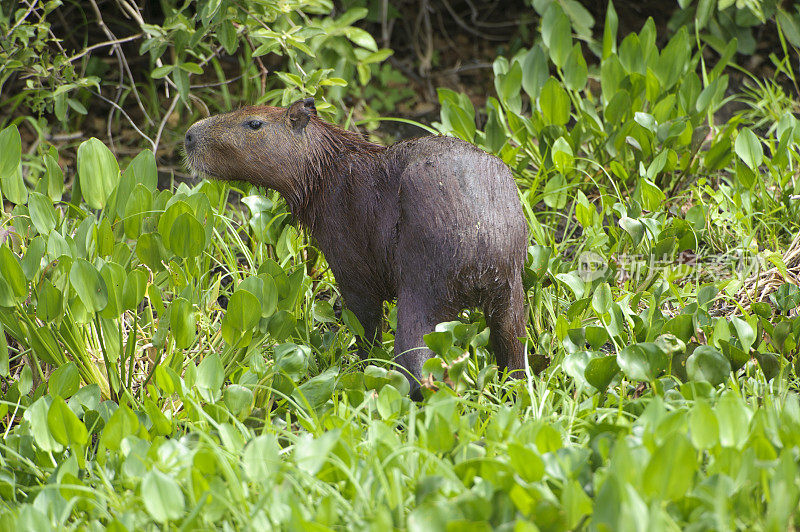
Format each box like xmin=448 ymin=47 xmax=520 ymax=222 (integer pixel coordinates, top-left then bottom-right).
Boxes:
xmin=485 ymin=272 xmax=527 ymax=375
xmin=394 ymin=291 xmax=453 ymax=391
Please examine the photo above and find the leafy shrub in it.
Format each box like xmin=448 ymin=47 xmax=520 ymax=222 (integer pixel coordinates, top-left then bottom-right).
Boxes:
xmin=0 ymin=0 xmax=394 ymax=143
xmin=1 ymin=0 xmax=800 ymax=529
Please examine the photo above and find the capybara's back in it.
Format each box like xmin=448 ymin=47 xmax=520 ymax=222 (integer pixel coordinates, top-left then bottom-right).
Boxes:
xmin=387 ymin=136 xmax=528 ymax=382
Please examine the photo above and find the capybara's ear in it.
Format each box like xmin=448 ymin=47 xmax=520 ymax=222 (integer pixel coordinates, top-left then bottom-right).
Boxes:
xmin=288 ymin=97 xmax=316 ymax=130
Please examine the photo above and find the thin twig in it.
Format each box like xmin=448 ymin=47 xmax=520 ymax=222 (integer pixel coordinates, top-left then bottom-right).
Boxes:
xmin=244 ymin=35 xmax=269 ymax=96
xmin=89 ymin=90 xmax=155 ymax=152
xmin=8 ymin=1 xmax=37 ymax=34
xmin=440 ymin=0 xmax=509 ymax=41
xmin=87 ymin=0 xmax=153 ymax=126
xmin=153 ymin=93 xmax=181 ymax=158
xmin=63 ymin=34 xmax=143 ymax=66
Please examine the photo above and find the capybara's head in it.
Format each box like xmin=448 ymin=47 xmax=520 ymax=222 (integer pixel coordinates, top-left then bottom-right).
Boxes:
xmin=184 ymin=97 xmax=318 ymax=195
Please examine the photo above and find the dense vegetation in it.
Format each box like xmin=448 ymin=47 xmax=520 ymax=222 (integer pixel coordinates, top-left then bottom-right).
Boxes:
xmin=2 ymin=0 xmax=800 ymax=528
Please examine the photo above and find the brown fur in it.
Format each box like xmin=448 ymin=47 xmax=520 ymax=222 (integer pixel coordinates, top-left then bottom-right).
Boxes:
xmin=185 ymin=98 xmax=529 ymax=395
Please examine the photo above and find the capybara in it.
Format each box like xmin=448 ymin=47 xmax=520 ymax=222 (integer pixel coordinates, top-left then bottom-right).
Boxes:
xmin=185 ymin=97 xmax=528 ymax=395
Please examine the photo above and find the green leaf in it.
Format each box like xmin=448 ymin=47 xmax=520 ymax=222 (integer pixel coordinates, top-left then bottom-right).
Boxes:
xmin=0 ymin=322 xmax=7 ymax=377
xmin=521 ymin=45 xmax=549 ymax=99
xmin=243 ymin=434 xmax=281 ymax=481
xmin=689 ymin=399 xmax=718 ymax=448
xmin=619 ymin=216 xmax=645 ymax=248
xmin=508 ymin=443 xmax=545 ymax=482
xmin=1 ymin=164 xmax=27 ymax=207
xmin=99 ymin=262 xmax=125 ymax=319
xmin=617 ymin=343 xmax=667 ymax=381
xmin=44 ymin=153 xmax=64 ymax=201
xmin=123 ymin=268 xmax=148 ymax=311
xmin=294 ymin=430 xmax=339 ymax=476
xmin=274 ymin=342 xmax=310 ymax=379
xmin=195 ymin=353 xmax=223 ymax=402
xmin=169 ymin=297 xmax=196 ymax=349
xmin=424 ymin=331 xmax=454 ymax=356
xmin=221 ymin=289 xmax=260 ymax=345
xmin=547 ymin=13 xmax=572 ymax=67
xmin=77 ymin=138 xmax=121 ymax=210
xmin=777 ymin=9 xmax=800 ymax=48
xmin=734 ymin=127 xmax=763 ymax=170
xmin=48 ymin=362 xmax=80 ymax=398
xmin=686 ymin=345 xmax=730 ymax=386
xmin=23 ymin=397 xmax=62 ymax=452
xmin=551 ymin=137 xmax=574 ymax=174
xmin=0 ymin=124 xmax=21 ymax=179
xmin=141 ymin=470 xmax=186 ymax=523
xmin=539 ymin=77 xmax=571 ymax=126
xmin=730 ymin=316 xmax=755 ymax=353
xmin=716 ymin=391 xmax=752 ymax=448
xmin=584 ymin=355 xmax=619 ymax=390
xmin=136 ymin=233 xmax=167 ymax=271
xmin=0 ymin=245 xmax=28 ymax=300
xmin=157 ymin=201 xmax=192 ymax=250
xmin=123 ymin=184 xmax=153 ymax=239
xmin=28 ymin=192 xmax=58 ymax=235
xmin=179 ymin=61 xmax=203 ymax=74
xmin=643 ymin=433 xmax=696 ymax=500
xmin=344 ymin=27 xmax=378 ymax=51
xmin=151 ymin=65 xmax=173 ymax=79
xmin=591 ymin=283 xmax=612 ymax=314
xmin=99 ymin=403 xmax=139 ymax=451
xmin=543 ymin=174 xmax=568 ymax=209
xmin=47 ymin=395 xmax=88 ymax=446
xmin=224 ymin=384 xmax=254 ymax=418
xmin=36 ymin=279 xmax=62 ymax=322
xmin=168 ymin=212 xmax=205 ymax=258
xmin=563 ymin=43 xmax=588 ymax=91
xmin=293 ymin=367 xmax=337 ymax=410
xmin=603 ymin=1 xmax=618 ymax=58
xmin=69 ymin=258 xmax=108 ymax=313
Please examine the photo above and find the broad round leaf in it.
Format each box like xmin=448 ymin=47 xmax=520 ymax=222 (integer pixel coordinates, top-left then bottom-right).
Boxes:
xmin=69 ymin=258 xmax=108 ymax=313
xmin=585 ymin=354 xmax=619 ymax=390
xmin=686 ymin=345 xmax=730 ymax=386
xmin=734 ymin=127 xmax=763 ymax=171
xmin=99 ymin=262 xmax=125 ymax=319
xmin=0 ymin=124 xmax=21 ymax=179
xmin=28 ymin=192 xmax=58 ymax=235
xmin=123 ymin=268 xmax=148 ymax=310
xmin=642 ymin=433 xmax=696 ymax=499
xmin=539 ymin=77 xmax=571 ymax=126
xmin=0 ymin=245 xmax=28 ymax=300
xmin=274 ymin=342 xmax=310 ymax=379
xmin=195 ymin=353 xmax=223 ymax=402
xmin=689 ymin=399 xmax=719 ymax=449
xmin=136 ymin=233 xmax=167 ymax=271
xmin=77 ymin=138 xmax=120 ymax=210
xmin=141 ymin=470 xmax=185 ymax=523
xmin=169 ymin=297 xmax=196 ymax=349
xmin=168 ymin=212 xmax=205 ymax=258
xmin=243 ymin=434 xmax=281 ymax=481
xmin=521 ymin=45 xmax=549 ymax=99
xmin=47 ymin=395 xmax=88 ymax=447
xmin=617 ymin=343 xmax=667 ymax=381
xmin=48 ymin=362 xmax=80 ymax=398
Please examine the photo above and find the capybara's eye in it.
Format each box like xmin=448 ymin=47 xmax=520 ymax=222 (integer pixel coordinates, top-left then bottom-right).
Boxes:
xmin=245 ymin=119 xmax=263 ymax=130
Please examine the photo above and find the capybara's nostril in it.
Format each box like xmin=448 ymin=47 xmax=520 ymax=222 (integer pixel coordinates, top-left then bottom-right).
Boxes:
xmin=184 ymin=131 xmax=195 ymax=150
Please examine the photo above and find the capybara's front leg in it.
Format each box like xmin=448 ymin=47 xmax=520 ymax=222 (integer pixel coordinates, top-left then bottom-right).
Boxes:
xmin=341 ymin=289 xmax=383 ymax=360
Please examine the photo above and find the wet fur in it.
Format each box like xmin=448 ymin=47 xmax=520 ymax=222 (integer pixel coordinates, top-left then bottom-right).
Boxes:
xmin=185 ymin=102 xmax=529 ymax=394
